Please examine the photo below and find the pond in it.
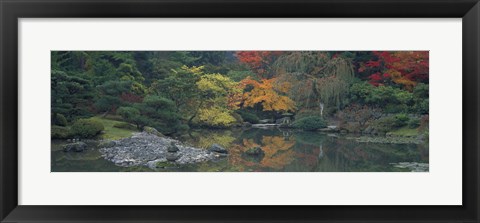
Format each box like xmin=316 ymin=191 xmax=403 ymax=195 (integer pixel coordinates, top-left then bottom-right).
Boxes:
xmin=51 ymin=128 xmax=429 ymax=172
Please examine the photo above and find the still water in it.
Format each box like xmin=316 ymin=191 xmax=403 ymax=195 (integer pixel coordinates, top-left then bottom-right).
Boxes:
xmin=51 ymin=128 xmax=428 ymax=172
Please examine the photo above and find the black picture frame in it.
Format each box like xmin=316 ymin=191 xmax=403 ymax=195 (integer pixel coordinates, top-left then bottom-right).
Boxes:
xmin=1 ymin=0 xmax=479 ymax=222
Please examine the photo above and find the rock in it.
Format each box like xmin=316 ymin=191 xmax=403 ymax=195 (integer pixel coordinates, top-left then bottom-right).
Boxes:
xmin=243 ymin=122 xmax=252 ymax=127
xmin=390 ymin=162 xmax=429 ymax=172
xmin=245 ymin=147 xmax=264 ymax=156
xmin=208 ymin=144 xmax=228 ymax=154
xmin=166 ymin=152 xmax=180 ymax=162
xmin=318 ymin=128 xmax=333 ymax=132
xmin=143 ymin=126 xmax=164 ymax=137
xmin=275 ymin=117 xmax=291 ymax=124
xmin=242 ymin=147 xmax=265 ymax=163
xmin=98 ymin=140 xmax=116 ymax=148
xmin=327 ymin=125 xmax=337 ymax=130
xmin=63 ymin=142 xmax=87 ymax=152
xmin=354 ymin=136 xmax=422 ymax=144
xmin=167 ymin=141 xmax=179 ymax=152
xmin=99 ymin=132 xmax=222 ymax=168
xmin=259 ymin=119 xmax=273 ymax=124
xmin=251 ymin=124 xmax=279 ymax=129
xmin=214 ymin=153 xmax=228 ymax=158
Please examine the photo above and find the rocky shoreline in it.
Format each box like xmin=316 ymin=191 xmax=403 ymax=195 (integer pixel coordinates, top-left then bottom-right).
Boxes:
xmin=98 ymin=132 xmax=226 ymax=169
xmin=390 ymin=162 xmax=429 ymax=172
xmin=349 ymin=135 xmax=424 ymax=144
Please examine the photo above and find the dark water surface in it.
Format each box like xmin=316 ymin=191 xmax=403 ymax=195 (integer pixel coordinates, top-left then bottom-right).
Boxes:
xmin=51 ymin=128 xmax=428 ymax=172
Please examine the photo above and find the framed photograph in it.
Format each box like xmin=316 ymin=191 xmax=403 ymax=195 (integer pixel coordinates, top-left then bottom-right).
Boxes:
xmin=1 ymin=0 xmax=479 ymax=222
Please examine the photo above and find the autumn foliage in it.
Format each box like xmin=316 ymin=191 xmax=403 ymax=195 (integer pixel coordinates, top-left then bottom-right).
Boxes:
xmin=229 ymin=136 xmax=296 ymax=170
xmin=236 ymin=51 xmax=283 ymax=78
xmin=239 ymin=77 xmax=296 ymax=112
xmin=360 ymin=51 xmax=429 ymax=90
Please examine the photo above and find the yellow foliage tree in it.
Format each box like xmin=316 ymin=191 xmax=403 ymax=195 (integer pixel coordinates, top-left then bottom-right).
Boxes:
xmin=178 ymin=66 xmax=242 ymax=127
xmin=197 ymin=106 xmax=237 ymax=128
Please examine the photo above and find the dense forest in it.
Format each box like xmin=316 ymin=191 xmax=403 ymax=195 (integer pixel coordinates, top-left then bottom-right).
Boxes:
xmin=51 ymin=51 xmax=429 ymax=140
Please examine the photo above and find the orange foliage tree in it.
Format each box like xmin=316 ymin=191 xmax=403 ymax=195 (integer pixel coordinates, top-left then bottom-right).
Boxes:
xmin=239 ymin=77 xmax=296 ymax=112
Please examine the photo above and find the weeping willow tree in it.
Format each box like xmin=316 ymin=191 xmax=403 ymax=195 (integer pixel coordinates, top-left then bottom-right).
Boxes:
xmin=273 ymin=52 xmax=354 ymax=116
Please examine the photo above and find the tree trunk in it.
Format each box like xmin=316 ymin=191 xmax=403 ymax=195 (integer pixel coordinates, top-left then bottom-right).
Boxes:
xmin=187 ymin=101 xmax=203 ymax=126
xmin=101 ymin=110 xmax=109 ymax=118
xmin=319 ymin=101 xmax=324 ymax=117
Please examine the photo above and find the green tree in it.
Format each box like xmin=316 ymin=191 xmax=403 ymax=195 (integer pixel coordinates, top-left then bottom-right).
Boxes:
xmin=149 ymin=65 xmax=200 ymax=113
xmin=136 ymin=95 xmax=182 ymax=134
xmin=51 ymin=70 xmax=94 ymax=121
xmin=94 ymin=80 xmax=132 ymax=115
xmin=116 ymin=106 xmax=147 ymax=130
xmin=273 ymin=52 xmax=355 ymax=116
xmin=412 ymin=83 xmax=429 ymax=114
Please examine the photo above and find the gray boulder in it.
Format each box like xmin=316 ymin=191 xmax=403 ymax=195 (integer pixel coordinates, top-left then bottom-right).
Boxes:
xmin=63 ymin=142 xmax=88 ymax=152
xmin=166 ymin=152 xmax=180 ymax=162
xmin=143 ymin=126 xmax=164 ymax=137
xmin=208 ymin=144 xmax=228 ymax=154
xmin=167 ymin=141 xmax=179 ymax=152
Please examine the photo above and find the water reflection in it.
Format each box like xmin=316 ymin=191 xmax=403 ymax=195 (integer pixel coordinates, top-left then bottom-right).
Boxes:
xmin=51 ymin=128 xmax=428 ymax=172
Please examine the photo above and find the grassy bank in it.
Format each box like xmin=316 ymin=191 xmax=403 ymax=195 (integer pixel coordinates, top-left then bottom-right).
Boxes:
xmin=89 ymin=116 xmax=138 ymax=140
xmin=387 ymin=127 xmax=419 ymax=137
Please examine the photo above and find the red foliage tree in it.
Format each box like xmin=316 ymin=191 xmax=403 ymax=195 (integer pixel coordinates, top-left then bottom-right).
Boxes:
xmin=360 ymin=51 xmax=429 ymax=90
xmin=235 ymin=51 xmax=283 ymax=78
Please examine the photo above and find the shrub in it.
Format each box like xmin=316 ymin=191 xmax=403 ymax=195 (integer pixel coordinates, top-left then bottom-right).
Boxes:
xmin=291 ymin=116 xmax=327 ymax=131
xmin=236 ymin=111 xmax=260 ymax=124
xmin=231 ymin=112 xmax=244 ymax=125
xmin=51 ymin=125 xmax=72 ymax=139
xmin=349 ymin=82 xmax=413 ymax=113
xmin=295 ymin=111 xmax=322 ymax=120
xmin=369 ymin=114 xmax=411 ymax=133
xmin=336 ymin=104 xmax=382 ymax=128
xmin=370 ymin=117 xmax=395 ymax=134
xmin=176 ymin=124 xmax=190 ymax=132
xmin=117 ymin=106 xmax=140 ymax=121
xmin=408 ymin=117 xmax=421 ymax=128
xmin=393 ymin=114 xmax=410 ymax=127
xmin=412 ymin=99 xmax=429 ymax=115
xmin=70 ymin=119 xmax=104 ymax=138
xmin=52 ymin=113 xmax=68 ymax=127
xmin=412 ymin=83 xmax=429 ymax=114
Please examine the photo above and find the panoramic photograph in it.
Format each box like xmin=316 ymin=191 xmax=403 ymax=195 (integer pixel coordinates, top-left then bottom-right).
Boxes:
xmin=51 ymin=51 xmax=429 ymax=172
